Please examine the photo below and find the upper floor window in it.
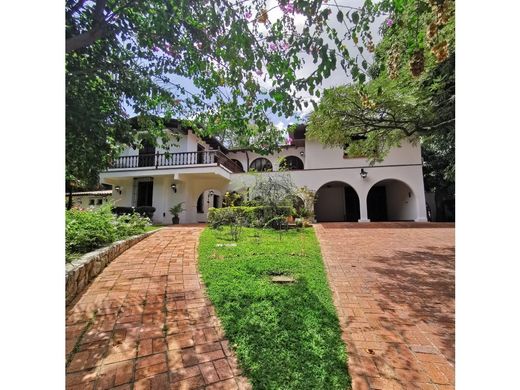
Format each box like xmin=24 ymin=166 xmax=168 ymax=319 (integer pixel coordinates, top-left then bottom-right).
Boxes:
xmin=279 ymin=156 xmax=304 ymax=170
xmin=249 ymin=158 xmax=272 ymax=172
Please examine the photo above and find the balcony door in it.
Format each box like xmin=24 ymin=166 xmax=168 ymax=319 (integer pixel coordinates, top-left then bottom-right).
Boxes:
xmin=197 ymin=144 xmax=205 ymax=164
xmin=138 ymin=141 xmax=155 ymax=167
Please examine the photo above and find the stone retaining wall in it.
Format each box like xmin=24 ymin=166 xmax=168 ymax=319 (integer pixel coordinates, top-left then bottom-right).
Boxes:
xmin=66 ymin=229 xmax=161 ymax=305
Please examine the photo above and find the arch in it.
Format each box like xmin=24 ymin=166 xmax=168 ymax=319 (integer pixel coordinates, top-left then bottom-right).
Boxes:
xmin=195 ymin=188 xmax=223 ymax=222
xmin=230 ymin=159 xmax=244 ymax=172
xmin=315 ymin=181 xmax=360 ymax=222
xmin=279 ymin=155 xmax=304 ymax=170
xmin=367 ymin=179 xmax=416 ymax=221
xmin=249 ymin=157 xmax=272 ymax=172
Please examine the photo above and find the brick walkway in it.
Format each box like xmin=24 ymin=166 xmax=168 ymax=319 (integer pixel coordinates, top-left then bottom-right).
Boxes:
xmin=315 ymin=223 xmax=455 ymax=390
xmin=66 ymin=227 xmax=251 ymax=390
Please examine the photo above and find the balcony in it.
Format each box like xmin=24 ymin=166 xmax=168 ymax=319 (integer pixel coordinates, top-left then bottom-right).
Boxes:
xmin=107 ymin=150 xmax=243 ymax=173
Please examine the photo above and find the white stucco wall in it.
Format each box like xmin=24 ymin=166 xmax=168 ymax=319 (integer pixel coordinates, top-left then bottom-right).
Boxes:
xmin=304 ymin=138 xmax=422 ymax=169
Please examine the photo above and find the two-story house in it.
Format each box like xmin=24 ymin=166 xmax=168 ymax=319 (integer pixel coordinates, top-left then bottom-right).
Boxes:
xmin=99 ymin=120 xmax=428 ymax=224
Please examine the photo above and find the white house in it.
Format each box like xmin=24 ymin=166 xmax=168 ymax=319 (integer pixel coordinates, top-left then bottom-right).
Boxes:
xmin=66 ymin=190 xmax=112 ymax=209
xmin=99 ymin=120 xmax=428 ymax=224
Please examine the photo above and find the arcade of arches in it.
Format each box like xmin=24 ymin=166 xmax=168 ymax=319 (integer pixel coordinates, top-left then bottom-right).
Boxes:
xmin=315 ymin=179 xmax=417 ymax=222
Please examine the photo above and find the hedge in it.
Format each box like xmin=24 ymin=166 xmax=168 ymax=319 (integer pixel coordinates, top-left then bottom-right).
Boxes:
xmin=207 ymin=206 xmax=294 ymax=229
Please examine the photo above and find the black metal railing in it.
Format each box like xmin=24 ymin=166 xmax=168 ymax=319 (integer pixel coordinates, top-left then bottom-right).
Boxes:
xmin=108 ymin=151 xmax=243 ymax=173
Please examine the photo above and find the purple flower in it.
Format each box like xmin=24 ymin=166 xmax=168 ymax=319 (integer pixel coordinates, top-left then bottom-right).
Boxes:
xmin=286 ymin=136 xmax=293 ymax=144
xmin=245 ymin=11 xmax=252 ymax=19
xmin=386 ymin=18 xmax=394 ymax=27
xmin=269 ymin=42 xmax=277 ymax=51
xmin=152 ymin=46 xmax=159 ymax=52
xmin=280 ymin=3 xmax=294 ymax=13
xmin=255 ymin=69 xmax=263 ymax=76
xmin=281 ymin=42 xmax=290 ymax=51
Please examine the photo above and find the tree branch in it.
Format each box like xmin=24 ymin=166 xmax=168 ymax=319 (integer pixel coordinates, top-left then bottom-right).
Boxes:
xmin=66 ymin=0 xmax=110 ymax=53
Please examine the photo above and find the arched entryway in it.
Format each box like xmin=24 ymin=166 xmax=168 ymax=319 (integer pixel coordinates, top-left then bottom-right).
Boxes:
xmin=367 ymin=179 xmax=417 ymax=221
xmin=315 ymin=181 xmax=360 ymax=222
xmin=196 ymin=189 xmax=222 ymax=222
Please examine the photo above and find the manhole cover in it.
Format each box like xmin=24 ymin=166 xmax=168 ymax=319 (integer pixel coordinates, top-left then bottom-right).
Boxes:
xmin=270 ymin=275 xmax=296 ymax=284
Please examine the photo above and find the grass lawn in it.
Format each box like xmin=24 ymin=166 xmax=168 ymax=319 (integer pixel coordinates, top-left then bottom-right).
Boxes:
xmin=198 ymin=227 xmax=351 ymax=389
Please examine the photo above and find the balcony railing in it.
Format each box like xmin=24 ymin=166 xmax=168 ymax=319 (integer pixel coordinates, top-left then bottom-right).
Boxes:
xmin=108 ymin=150 xmax=243 ymax=173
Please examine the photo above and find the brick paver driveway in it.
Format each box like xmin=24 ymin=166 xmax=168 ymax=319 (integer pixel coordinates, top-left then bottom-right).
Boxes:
xmin=66 ymin=227 xmax=250 ymax=390
xmin=315 ymin=223 xmax=455 ymax=390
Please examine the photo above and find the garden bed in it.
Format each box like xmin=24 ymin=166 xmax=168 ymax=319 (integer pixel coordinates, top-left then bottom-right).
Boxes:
xmin=198 ymin=227 xmax=351 ymax=389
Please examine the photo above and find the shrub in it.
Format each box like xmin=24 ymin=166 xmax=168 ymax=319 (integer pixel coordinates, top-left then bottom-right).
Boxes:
xmin=114 ymin=212 xmax=151 ymax=239
xmin=112 ymin=206 xmax=135 ymax=216
xmin=134 ymin=206 xmax=156 ymax=220
xmin=66 ymin=204 xmax=116 ymax=255
xmin=66 ymin=203 xmax=151 ymax=261
xmin=207 ymin=206 xmax=293 ymax=229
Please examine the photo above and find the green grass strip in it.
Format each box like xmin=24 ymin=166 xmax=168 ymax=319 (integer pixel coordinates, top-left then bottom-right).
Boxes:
xmin=198 ymin=227 xmax=351 ymax=390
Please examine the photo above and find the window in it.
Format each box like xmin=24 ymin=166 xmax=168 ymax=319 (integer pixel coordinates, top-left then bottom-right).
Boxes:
xmin=249 ymin=158 xmax=272 ymax=172
xmin=97 ymin=199 xmax=103 ymax=205
xmin=89 ymin=199 xmax=95 ymax=206
xmin=279 ymin=156 xmax=304 ymax=170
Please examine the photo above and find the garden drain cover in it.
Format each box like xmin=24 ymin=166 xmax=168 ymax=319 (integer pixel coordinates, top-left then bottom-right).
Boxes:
xmin=270 ymin=275 xmax=296 ymax=284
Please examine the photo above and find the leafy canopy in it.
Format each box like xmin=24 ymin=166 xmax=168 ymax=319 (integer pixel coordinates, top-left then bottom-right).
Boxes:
xmin=66 ymin=0 xmax=396 ymax=185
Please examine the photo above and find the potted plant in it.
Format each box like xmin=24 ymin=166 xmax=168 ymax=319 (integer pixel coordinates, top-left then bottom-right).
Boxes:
xmin=169 ymin=202 xmax=185 ymax=224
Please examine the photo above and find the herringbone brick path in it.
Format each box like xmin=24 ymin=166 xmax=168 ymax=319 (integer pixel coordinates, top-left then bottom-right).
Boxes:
xmin=66 ymin=227 xmax=251 ymax=390
xmin=315 ymin=223 xmax=455 ymax=390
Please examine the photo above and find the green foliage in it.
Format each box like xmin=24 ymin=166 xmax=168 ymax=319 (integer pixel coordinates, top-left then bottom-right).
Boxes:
xmin=66 ymin=0 xmax=423 ymax=184
xmin=66 ymin=203 xmax=151 ymax=261
xmin=198 ymin=227 xmax=350 ymax=389
xmin=169 ymin=202 xmax=185 ymax=217
xmin=207 ymin=206 xmax=294 ymax=230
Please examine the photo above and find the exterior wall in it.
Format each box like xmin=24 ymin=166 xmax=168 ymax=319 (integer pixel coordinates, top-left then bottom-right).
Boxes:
xmin=304 ymin=138 xmax=422 ymax=169
xmin=69 ymin=194 xmax=112 ymax=209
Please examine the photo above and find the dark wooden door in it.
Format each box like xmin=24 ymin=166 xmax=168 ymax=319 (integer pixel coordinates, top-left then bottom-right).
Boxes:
xmin=138 ymin=141 xmax=155 ymax=167
xmin=213 ymin=195 xmax=220 ymax=208
xmin=197 ymin=144 xmax=205 ymax=164
xmin=137 ymin=181 xmax=153 ymax=207
xmin=367 ymin=186 xmax=388 ymax=221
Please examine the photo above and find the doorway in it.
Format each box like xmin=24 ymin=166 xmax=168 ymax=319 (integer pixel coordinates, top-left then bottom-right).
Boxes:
xmin=136 ymin=181 xmax=153 ymax=207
